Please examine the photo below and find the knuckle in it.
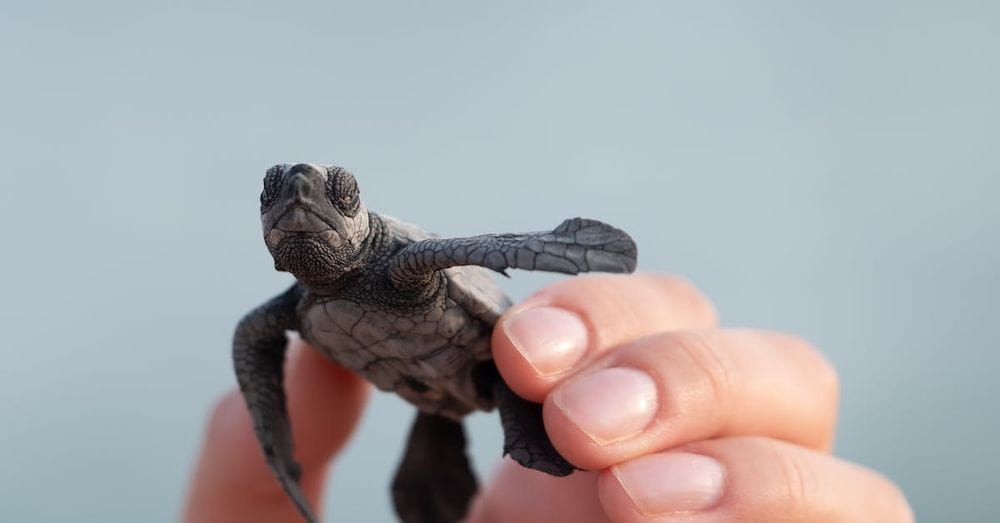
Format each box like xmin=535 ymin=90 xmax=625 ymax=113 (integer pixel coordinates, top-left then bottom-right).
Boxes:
xmin=780 ymin=333 xmax=840 ymax=410
xmin=663 ymin=331 xmax=737 ymax=410
xmin=650 ymin=274 xmax=719 ymax=326
xmin=759 ymin=438 xmax=815 ymax=518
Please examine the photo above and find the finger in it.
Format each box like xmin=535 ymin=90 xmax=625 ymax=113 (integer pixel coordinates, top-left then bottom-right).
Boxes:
xmin=493 ymin=273 xmax=718 ymax=402
xmin=597 ymin=437 xmax=913 ymax=522
xmin=183 ymin=336 xmax=369 ymax=523
xmin=543 ymin=330 xmax=838 ymax=470
xmin=466 ymin=459 xmax=606 ymax=523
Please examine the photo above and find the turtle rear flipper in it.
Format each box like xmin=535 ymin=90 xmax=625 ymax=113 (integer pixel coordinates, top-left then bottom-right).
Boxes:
xmin=492 ymin=370 xmax=576 ymax=476
xmin=392 ymin=413 xmax=478 ymax=523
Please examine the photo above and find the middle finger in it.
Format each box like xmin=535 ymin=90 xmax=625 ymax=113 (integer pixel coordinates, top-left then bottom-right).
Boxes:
xmin=542 ymin=329 xmax=839 ymax=470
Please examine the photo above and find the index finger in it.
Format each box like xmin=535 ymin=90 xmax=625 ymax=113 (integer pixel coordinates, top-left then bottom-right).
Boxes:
xmin=493 ymin=273 xmax=718 ymax=402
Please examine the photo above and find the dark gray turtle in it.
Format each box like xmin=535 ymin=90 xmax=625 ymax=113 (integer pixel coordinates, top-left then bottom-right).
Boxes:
xmin=233 ymin=163 xmax=638 ymax=523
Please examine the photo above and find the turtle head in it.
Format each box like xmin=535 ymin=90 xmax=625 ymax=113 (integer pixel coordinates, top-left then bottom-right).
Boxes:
xmin=259 ymin=163 xmax=371 ymax=283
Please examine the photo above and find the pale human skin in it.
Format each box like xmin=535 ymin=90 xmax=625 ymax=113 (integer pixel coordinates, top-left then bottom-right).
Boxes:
xmin=183 ymin=274 xmax=914 ymax=522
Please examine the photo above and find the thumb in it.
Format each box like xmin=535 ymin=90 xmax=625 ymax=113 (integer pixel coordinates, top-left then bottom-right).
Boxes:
xmin=183 ymin=336 xmax=369 ymax=522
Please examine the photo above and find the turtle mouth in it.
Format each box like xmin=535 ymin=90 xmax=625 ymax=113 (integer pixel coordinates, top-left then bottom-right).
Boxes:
xmin=266 ymin=228 xmax=343 ymax=248
xmin=270 ymin=233 xmax=343 ymax=276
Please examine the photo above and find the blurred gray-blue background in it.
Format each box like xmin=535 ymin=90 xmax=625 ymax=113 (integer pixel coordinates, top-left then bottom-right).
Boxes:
xmin=1 ymin=2 xmax=997 ymax=521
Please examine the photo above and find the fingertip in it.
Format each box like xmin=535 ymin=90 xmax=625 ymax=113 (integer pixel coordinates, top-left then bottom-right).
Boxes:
xmin=598 ymin=465 xmax=661 ymax=522
xmin=541 ymin=394 xmax=608 ymax=471
xmin=469 ymin=459 xmax=606 ymax=523
xmin=676 ymin=437 xmax=913 ymax=522
xmin=493 ymin=305 xmax=588 ymax=402
xmin=493 ymin=274 xmax=718 ymax=403
xmin=597 ymin=468 xmax=638 ymax=522
xmin=284 ymin=338 xmax=370 ymax=466
xmin=286 ymin=335 xmax=368 ymax=402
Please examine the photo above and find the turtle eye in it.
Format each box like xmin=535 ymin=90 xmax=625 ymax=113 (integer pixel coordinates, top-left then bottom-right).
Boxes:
xmin=260 ymin=165 xmax=285 ymax=213
xmin=326 ymin=166 xmax=360 ymax=217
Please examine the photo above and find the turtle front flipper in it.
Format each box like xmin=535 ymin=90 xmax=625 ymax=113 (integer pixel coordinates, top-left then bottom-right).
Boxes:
xmin=392 ymin=412 xmax=479 ymax=523
xmin=232 ymin=285 xmax=317 ymax=523
xmin=387 ymin=217 xmax=637 ymax=288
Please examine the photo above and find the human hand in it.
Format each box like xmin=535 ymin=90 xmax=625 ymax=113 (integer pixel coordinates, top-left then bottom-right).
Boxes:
xmin=467 ymin=274 xmax=913 ymax=522
xmin=182 ymin=273 xmax=913 ymax=522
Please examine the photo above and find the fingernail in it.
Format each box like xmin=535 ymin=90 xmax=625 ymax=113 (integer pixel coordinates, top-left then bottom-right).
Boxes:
xmin=502 ymin=306 xmax=588 ymax=376
xmin=612 ymin=452 xmax=725 ymax=515
xmin=552 ymin=367 xmax=658 ymax=444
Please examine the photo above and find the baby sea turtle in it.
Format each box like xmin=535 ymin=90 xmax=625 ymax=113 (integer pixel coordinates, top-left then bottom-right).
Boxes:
xmin=233 ymin=163 xmax=637 ymax=522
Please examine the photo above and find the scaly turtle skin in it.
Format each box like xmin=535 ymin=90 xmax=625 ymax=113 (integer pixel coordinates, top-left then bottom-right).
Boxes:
xmin=233 ymin=163 xmax=638 ymax=523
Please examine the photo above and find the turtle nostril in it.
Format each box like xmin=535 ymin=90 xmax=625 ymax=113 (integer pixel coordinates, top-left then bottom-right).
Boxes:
xmin=289 ymin=174 xmax=311 ymax=199
xmin=289 ymin=163 xmax=320 ymax=176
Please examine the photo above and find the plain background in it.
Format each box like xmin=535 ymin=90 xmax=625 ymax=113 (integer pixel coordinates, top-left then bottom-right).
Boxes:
xmin=1 ymin=2 xmax=997 ymax=521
